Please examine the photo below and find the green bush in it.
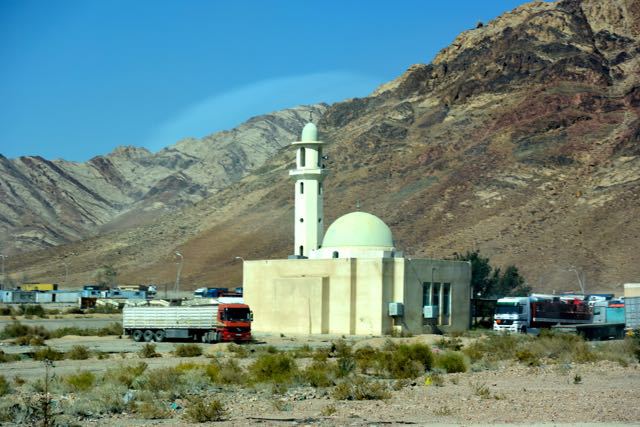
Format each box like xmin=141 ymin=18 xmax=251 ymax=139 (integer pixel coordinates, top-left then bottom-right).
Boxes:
xmin=215 ymin=359 xmax=247 ymax=385
xmin=302 ymin=361 xmax=334 ymax=388
xmin=13 ymin=334 xmax=45 ymax=346
xmin=332 ymin=376 xmax=390 ymax=400
xmin=292 ymin=344 xmax=313 ymax=358
xmin=173 ymin=344 xmax=203 ymax=357
xmin=354 ymin=346 xmax=379 ymax=374
xmin=332 ymin=339 xmax=352 ymax=358
xmin=379 ymin=343 xmax=434 ymax=379
xmin=0 ymin=375 xmax=10 ymax=396
xmin=0 ymin=321 xmax=50 ymax=340
xmin=18 ymin=304 xmax=46 ymax=318
xmin=435 ymin=351 xmax=468 ymax=373
xmin=227 ymin=343 xmax=249 ymax=358
xmin=183 ymin=397 xmax=227 ymax=423
xmin=136 ymin=400 xmax=171 ymax=419
xmin=33 ymin=346 xmax=64 ymax=361
xmin=249 ymin=353 xmax=298 ymax=383
xmin=105 ymin=362 xmax=148 ymax=387
xmin=135 ymin=367 xmax=184 ymax=395
xmin=336 ymin=356 xmax=356 ymax=378
xmin=138 ymin=343 xmax=160 ymax=358
xmin=67 ymin=345 xmax=91 ymax=360
xmin=0 ymin=350 xmax=21 ymax=363
xmin=64 ymin=370 xmax=96 ymax=392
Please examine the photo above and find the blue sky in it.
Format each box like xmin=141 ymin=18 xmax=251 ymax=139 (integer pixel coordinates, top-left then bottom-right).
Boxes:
xmin=0 ymin=0 xmax=529 ymax=161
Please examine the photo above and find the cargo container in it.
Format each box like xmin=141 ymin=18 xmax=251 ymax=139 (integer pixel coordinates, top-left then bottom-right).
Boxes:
xmin=123 ymin=301 xmax=252 ymax=343
xmin=626 ymin=296 xmax=640 ymax=330
xmin=19 ymin=283 xmax=58 ymax=292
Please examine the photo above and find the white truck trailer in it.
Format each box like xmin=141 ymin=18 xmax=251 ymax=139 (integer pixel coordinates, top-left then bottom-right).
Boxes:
xmin=123 ymin=302 xmax=252 ymax=343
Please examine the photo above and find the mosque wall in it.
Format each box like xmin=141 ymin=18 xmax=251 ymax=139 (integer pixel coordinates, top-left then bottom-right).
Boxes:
xmin=243 ymin=257 xmax=472 ymax=336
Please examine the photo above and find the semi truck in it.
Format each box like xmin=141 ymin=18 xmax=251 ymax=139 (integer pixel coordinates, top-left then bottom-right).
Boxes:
xmin=494 ymin=295 xmax=626 ymax=339
xmin=123 ymin=301 xmax=252 ymax=343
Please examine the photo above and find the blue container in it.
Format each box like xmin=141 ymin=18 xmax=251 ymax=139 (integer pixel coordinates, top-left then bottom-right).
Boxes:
xmin=606 ymin=306 xmax=625 ymax=323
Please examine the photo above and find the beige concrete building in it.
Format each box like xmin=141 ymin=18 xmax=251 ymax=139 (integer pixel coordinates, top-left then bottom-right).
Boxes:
xmin=243 ymin=122 xmax=472 ymax=335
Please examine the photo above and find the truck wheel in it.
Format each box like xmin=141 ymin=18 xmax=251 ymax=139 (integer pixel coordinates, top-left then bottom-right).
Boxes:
xmin=132 ymin=330 xmax=143 ymax=342
xmin=154 ymin=330 xmax=166 ymax=342
xmin=143 ymin=330 xmax=155 ymax=342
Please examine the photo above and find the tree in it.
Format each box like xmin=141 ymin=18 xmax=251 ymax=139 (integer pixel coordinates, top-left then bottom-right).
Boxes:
xmin=454 ymin=250 xmax=529 ymax=298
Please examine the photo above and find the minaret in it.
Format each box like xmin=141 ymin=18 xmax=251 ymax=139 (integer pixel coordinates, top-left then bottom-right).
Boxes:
xmin=289 ymin=121 xmax=327 ymax=258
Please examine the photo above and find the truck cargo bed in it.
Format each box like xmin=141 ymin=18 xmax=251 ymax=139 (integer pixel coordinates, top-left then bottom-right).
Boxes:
xmin=123 ymin=306 xmax=218 ymax=330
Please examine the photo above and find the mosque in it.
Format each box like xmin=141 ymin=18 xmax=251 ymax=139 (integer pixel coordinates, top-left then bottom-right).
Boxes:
xmin=243 ymin=122 xmax=472 ymax=335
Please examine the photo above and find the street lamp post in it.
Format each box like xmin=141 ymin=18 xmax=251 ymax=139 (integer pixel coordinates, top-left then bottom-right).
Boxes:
xmin=174 ymin=252 xmax=184 ymax=296
xmin=567 ymin=266 xmax=586 ymax=295
xmin=0 ymin=255 xmax=6 ymax=290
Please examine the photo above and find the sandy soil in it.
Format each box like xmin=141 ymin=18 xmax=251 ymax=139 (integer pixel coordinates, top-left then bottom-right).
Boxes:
xmin=1 ymin=329 xmax=639 ymax=425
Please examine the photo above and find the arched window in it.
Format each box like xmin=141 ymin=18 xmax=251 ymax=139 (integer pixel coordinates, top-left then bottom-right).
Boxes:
xmin=300 ymin=148 xmax=306 ymax=167
xmin=332 ymin=251 xmax=339 ymax=258
xmin=317 ymin=147 xmax=322 ymax=167
xmin=300 ymin=182 xmax=304 ymax=194
xmin=318 ymin=182 xmax=323 ymax=195
xmin=299 ymin=245 xmax=304 ymax=256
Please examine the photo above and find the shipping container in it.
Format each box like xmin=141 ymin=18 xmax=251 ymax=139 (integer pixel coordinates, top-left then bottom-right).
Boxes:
xmin=19 ymin=283 xmax=58 ymax=291
xmin=626 ymin=296 xmax=640 ymax=330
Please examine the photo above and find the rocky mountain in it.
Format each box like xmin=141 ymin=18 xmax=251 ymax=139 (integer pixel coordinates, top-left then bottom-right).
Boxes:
xmin=0 ymin=104 xmax=327 ymax=253
xmin=5 ymin=0 xmax=640 ymax=293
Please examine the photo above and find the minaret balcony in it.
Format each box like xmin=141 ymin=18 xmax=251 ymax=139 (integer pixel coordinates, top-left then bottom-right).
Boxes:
xmin=289 ymin=168 xmax=326 ymax=178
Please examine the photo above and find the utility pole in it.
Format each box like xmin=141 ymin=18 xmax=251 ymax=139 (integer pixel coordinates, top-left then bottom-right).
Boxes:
xmin=174 ymin=252 xmax=184 ymax=296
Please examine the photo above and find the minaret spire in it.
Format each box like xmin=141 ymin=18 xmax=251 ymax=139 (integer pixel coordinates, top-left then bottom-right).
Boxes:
xmin=289 ymin=121 xmax=327 ymax=258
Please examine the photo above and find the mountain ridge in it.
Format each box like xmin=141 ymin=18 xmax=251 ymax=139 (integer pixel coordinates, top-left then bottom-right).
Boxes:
xmin=3 ymin=0 xmax=640 ymax=293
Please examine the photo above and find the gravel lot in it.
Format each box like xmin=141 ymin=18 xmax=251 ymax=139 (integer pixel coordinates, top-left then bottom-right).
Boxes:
xmin=1 ymin=316 xmax=639 ymax=425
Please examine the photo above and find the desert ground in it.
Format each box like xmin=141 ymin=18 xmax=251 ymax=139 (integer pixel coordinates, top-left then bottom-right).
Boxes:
xmin=1 ymin=312 xmax=639 ymax=426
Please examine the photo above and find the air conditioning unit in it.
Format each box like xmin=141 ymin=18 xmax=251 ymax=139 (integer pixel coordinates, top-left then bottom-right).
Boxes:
xmin=423 ymin=305 xmax=438 ymax=319
xmin=388 ymin=302 xmax=404 ymax=317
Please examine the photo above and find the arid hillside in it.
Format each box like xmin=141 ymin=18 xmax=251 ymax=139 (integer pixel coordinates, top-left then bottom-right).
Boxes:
xmin=4 ymin=0 xmax=640 ymax=293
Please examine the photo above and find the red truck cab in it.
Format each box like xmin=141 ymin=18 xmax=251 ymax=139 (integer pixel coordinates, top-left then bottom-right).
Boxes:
xmin=217 ymin=303 xmax=252 ymax=342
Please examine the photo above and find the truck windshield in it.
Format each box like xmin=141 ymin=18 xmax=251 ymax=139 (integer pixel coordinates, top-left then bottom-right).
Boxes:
xmin=495 ymin=305 xmax=523 ymax=315
xmin=223 ymin=308 xmax=250 ymax=321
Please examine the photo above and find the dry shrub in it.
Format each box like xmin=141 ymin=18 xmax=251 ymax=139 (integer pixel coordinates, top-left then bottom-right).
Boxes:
xmin=32 ymin=347 xmax=64 ymax=361
xmin=136 ymin=400 xmax=171 ymax=419
xmin=183 ymin=397 xmax=227 ymax=423
xmin=134 ymin=367 xmax=184 ymax=396
xmin=1 ymin=321 xmax=50 ymax=340
xmin=332 ymin=339 xmax=352 ymax=358
xmin=138 ymin=343 xmax=160 ymax=358
xmin=435 ymin=351 xmax=468 ymax=373
xmin=526 ymin=331 xmax=596 ymax=363
xmin=248 ymin=353 xmax=298 ymax=383
xmin=321 ymin=404 xmax=337 ymax=416
xmin=0 ymin=350 xmax=21 ymax=363
xmin=206 ymin=359 xmax=246 ymax=385
xmin=105 ymin=362 xmax=148 ymax=387
xmin=354 ymin=346 xmax=378 ymax=374
xmin=13 ymin=334 xmax=45 ymax=346
xmin=0 ymin=375 xmax=11 ymax=396
xmin=173 ymin=344 xmax=203 ymax=357
xmin=227 ymin=343 xmax=249 ymax=358
xmin=67 ymin=345 xmax=91 ymax=360
xmin=331 ymin=376 xmax=390 ymax=400
xmin=302 ymin=361 xmax=334 ymax=387
xmin=64 ymin=370 xmax=96 ymax=392
xmin=292 ymin=344 xmax=313 ymax=358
